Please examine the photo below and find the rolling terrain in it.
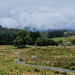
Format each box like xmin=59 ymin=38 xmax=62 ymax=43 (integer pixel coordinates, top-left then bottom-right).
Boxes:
xmin=0 ymin=45 xmax=75 ymax=75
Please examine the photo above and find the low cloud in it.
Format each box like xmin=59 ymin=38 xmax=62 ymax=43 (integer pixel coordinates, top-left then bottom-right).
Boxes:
xmin=0 ymin=12 xmax=75 ymax=30
xmin=0 ymin=0 xmax=75 ymax=30
xmin=0 ymin=17 xmax=19 ymax=28
xmin=17 ymin=12 xmax=68 ymax=29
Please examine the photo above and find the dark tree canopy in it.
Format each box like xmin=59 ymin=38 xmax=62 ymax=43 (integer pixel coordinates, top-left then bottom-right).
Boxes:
xmin=0 ymin=26 xmax=19 ymax=45
xmin=36 ymin=38 xmax=58 ymax=46
xmin=71 ymin=39 xmax=75 ymax=45
xmin=29 ymin=31 xmax=41 ymax=44
xmin=0 ymin=25 xmax=73 ymax=46
xmin=13 ymin=36 xmax=24 ymax=48
xmin=13 ymin=30 xmax=32 ymax=48
xmin=47 ymin=30 xmax=64 ymax=38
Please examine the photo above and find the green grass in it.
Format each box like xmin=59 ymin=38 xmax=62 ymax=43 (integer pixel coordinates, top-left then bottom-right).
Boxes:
xmin=52 ymin=37 xmax=68 ymax=42
xmin=0 ymin=45 xmax=75 ymax=75
xmin=19 ymin=46 xmax=75 ymax=70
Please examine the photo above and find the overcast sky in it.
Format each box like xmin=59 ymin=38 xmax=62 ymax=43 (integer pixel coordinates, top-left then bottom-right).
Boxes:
xmin=0 ymin=0 xmax=75 ymax=30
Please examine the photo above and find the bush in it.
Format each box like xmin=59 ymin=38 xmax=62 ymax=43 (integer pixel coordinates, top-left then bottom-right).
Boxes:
xmin=36 ymin=38 xmax=58 ymax=46
xmin=57 ymin=40 xmax=63 ymax=45
xmin=34 ymin=68 xmax=40 ymax=72
xmin=54 ymin=71 xmax=60 ymax=74
xmin=71 ymin=39 xmax=75 ymax=45
xmin=47 ymin=39 xmax=58 ymax=46
xmin=61 ymin=72 xmax=67 ymax=74
xmin=36 ymin=38 xmax=48 ymax=46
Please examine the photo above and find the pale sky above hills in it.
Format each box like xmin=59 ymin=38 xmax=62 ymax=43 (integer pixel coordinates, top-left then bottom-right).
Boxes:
xmin=0 ymin=0 xmax=75 ymax=30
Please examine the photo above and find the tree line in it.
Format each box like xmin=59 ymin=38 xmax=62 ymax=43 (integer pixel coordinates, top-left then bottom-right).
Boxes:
xmin=0 ymin=25 xmax=70 ymax=47
xmin=47 ymin=30 xmax=65 ymax=38
xmin=0 ymin=26 xmax=18 ymax=45
xmin=0 ymin=26 xmax=41 ymax=46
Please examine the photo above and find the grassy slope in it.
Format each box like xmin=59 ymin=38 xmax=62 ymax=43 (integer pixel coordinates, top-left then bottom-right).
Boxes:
xmin=52 ymin=37 xmax=68 ymax=42
xmin=0 ymin=45 xmax=74 ymax=75
xmin=19 ymin=46 xmax=75 ymax=70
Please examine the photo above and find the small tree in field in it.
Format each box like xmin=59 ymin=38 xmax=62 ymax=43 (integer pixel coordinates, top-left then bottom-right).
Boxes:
xmin=13 ymin=36 xmax=24 ymax=48
xmin=13 ymin=30 xmax=32 ymax=48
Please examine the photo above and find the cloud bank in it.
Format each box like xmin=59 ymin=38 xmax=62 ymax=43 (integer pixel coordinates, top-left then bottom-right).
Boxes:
xmin=0 ymin=0 xmax=75 ymax=30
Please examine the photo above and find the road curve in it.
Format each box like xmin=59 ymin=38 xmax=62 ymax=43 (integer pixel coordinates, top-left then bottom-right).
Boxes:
xmin=14 ymin=58 xmax=75 ymax=74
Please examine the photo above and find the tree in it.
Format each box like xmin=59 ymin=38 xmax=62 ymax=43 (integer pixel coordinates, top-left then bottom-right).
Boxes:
xmin=13 ymin=36 xmax=24 ymax=48
xmin=29 ymin=31 xmax=41 ymax=44
xmin=36 ymin=38 xmax=48 ymax=46
xmin=47 ymin=30 xmax=64 ymax=38
xmin=47 ymin=39 xmax=58 ymax=46
xmin=36 ymin=38 xmax=58 ymax=46
xmin=16 ymin=30 xmax=28 ymax=37
xmin=0 ymin=25 xmax=18 ymax=45
xmin=24 ymin=35 xmax=32 ymax=45
xmin=13 ymin=30 xmax=32 ymax=48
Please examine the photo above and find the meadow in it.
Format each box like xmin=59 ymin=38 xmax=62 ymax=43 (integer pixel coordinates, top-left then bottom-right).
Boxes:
xmin=0 ymin=45 xmax=75 ymax=75
xmin=52 ymin=37 xmax=68 ymax=42
xmin=19 ymin=46 xmax=75 ymax=69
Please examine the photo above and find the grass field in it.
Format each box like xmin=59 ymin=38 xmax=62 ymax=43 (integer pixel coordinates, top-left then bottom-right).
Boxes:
xmin=52 ymin=37 xmax=68 ymax=42
xmin=0 ymin=45 xmax=75 ymax=75
xmin=19 ymin=46 xmax=75 ymax=70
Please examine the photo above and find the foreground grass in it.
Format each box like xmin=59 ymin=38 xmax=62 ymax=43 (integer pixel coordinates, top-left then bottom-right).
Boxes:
xmin=0 ymin=45 xmax=75 ymax=75
xmin=19 ymin=46 xmax=75 ymax=70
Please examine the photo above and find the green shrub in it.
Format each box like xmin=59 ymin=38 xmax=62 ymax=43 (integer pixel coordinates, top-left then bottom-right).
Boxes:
xmin=71 ymin=39 xmax=75 ymax=45
xmin=54 ymin=71 xmax=60 ymax=74
xmin=34 ymin=68 xmax=40 ymax=72
xmin=61 ymin=72 xmax=67 ymax=74
xmin=36 ymin=38 xmax=58 ymax=46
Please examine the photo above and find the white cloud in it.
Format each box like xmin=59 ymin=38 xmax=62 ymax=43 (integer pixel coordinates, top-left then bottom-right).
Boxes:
xmin=0 ymin=17 xmax=19 ymax=28
xmin=0 ymin=12 xmax=69 ymax=30
xmin=0 ymin=0 xmax=75 ymax=30
xmin=16 ymin=12 xmax=67 ymax=29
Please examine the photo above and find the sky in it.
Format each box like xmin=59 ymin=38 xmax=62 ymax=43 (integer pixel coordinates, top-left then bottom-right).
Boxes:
xmin=0 ymin=0 xmax=75 ymax=30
